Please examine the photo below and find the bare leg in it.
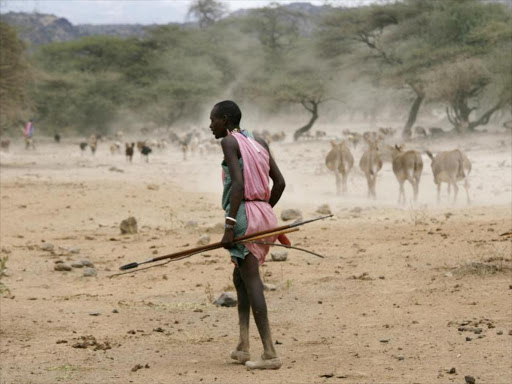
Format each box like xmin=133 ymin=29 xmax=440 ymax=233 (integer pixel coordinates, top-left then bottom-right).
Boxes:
xmin=232 ymin=267 xmax=250 ymax=360
xmin=342 ymin=173 xmax=348 ymax=194
xmin=437 ymin=183 xmax=441 ymax=203
xmin=238 ymin=254 xmax=277 ymax=360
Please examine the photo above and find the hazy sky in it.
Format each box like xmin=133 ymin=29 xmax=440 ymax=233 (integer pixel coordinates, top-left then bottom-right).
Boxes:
xmin=0 ymin=0 xmax=387 ymax=25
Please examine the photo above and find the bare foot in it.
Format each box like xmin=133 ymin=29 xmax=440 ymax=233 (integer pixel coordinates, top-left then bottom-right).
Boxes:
xmin=245 ymin=356 xmax=282 ymax=370
xmin=230 ymin=350 xmax=250 ymax=364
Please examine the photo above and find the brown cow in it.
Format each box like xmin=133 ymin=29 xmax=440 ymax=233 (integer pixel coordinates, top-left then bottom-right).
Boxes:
xmin=326 ymin=140 xmax=354 ymax=195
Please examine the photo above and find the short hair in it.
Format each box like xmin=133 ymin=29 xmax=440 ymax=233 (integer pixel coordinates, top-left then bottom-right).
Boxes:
xmin=213 ymin=100 xmax=242 ymax=127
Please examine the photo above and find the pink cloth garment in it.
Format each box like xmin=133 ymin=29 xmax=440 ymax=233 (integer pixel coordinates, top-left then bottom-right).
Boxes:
xmin=24 ymin=122 xmax=33 ymax=137
xmin=232 ymin=131 xmax=278 ymax=265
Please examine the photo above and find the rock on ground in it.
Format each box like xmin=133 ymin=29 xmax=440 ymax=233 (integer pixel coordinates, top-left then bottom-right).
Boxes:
xmin=120 ymin=216 xmax=138 ymax=234
xmin=271 ymin=250 xmax=288 ymax=261
xmin=316 ymin=204 xmax=332 ymax=215
xmin=197 ymin=234 xmax=210 ymax=246
xmin=213 ymin=292 xmax=237 ymax=307
xmin=281 ymin=209 xmax=302 ymax=221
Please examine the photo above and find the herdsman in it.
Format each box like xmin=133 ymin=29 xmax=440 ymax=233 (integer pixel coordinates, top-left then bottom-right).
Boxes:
xmin=209 ymin=100 xmax=286 ymax=370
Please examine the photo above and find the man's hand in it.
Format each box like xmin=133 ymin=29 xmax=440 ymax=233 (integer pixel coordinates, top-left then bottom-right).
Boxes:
xmin=221 ymin=229 xmax=235 ymax=249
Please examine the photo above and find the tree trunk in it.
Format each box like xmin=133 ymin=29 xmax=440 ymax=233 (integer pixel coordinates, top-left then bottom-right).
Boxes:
xmin=294 ymin=100 xmax=319 ymax=141
xmin=447 ymin=98 xmax=502 ymax=133
xmin=402 ymin=84 xmax=425 ymax=140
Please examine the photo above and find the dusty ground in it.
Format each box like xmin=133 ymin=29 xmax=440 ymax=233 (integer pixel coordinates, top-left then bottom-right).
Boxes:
xmin=0 ymin=130 xmax=511 ymax=384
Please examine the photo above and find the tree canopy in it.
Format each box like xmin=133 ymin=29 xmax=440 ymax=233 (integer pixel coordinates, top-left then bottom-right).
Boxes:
xmin=2 ymin=0 xmax=511 ymax=137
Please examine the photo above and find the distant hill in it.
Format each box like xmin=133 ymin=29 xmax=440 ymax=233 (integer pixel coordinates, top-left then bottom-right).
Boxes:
xmin=0 ymin=2 xmax=333 ymax=48
xmin=0 ymin=12 xmax=150 ymax=47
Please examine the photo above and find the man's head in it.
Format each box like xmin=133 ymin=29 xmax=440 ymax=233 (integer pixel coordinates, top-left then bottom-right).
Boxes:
xmin=210 ymin=100 xmax=242 ymax=139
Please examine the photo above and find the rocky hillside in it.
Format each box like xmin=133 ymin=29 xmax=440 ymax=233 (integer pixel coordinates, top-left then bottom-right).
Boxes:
xmin=0 ymin=12 xmax=149 ymax=47
xmin=1 ymin=2 xmax=331 ymax=48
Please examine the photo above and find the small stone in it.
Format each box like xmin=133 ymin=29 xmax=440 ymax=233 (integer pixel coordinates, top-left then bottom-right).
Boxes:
xmin=448 ymin=367 xmax=456 ymax=374
xmin=508 ymin=330 xmax=512 ymax=336
xmin=397 ymin=356 xmax=404 ymax=361
xmin=465 ymin=337 xmax=472 ymax=341
xmin=41 ymin=243 xmax=54 ymax=252
xmin=271 ymin=250 xmax=288 ymax=262
xmin=444 ymin=272 xmax=453 ymax=278
xmin=54 ymin=263 xmax=72 ymax=271
xmin=56 ymin=340 xmax=68 ymax=344
xmin=184 ymin=220 xmax=198 ymax=229
xmin=147 ymin=184 xmax=159 ymax=190
xmin=112 ymin=309 xmax=119 ymax=313
xmin=263 ymin=283 xmax=277 ymax=291
xmin=80 ymin=260 xmax=94 ymax=267
xmin=213 ymin=292 xmax=237 ymax=307
xmin=316 ymin=204 xmax=332 ymax=215
xmin=206 ymin=223 xmax=225 ymax=234
xmin=197 ymin=234 xmax=210 ymax=246
xmin=68 ymin=246 xmax=81 ymax=254
xmin=89 ymin=312 xmax=101 ymax=316
xmin=82 ymin=268 xmax=97 ymax=277
xmin=497 ymin=330 xmax=503 ymax=335
xmin=120 ymin=216 xmax=138 ymax=234
xmin=464 ymin=375 xmax=476 ymax=384
xmin=281 ymin=209 xmax=302 ymax=221
xmin=131 ymin=364 xmax=144 ymax=372
xmin=71 ymin=262 xmax=84 ymax=268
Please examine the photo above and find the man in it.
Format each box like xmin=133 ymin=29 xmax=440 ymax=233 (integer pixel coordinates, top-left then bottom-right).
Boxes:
xmin=24 ymin=119 xmax=35 ymax=150
xmin=209 ymin=100 xmax=286 ymax=370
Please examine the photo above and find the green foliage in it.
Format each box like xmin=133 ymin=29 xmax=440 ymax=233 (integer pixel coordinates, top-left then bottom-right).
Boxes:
xmin=0 ymin=21 xmax=32 ymax=132
xmin=188 ymin=0 xmax=227 ymax=29
xmin=6 ymin=0 xmax=511 ymax=136
xmin=0 ymin=255 xmax=10 ymax=296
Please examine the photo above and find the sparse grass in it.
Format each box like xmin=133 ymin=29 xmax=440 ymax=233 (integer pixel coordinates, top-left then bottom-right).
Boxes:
xmin=285 ymin=279 xmax=293 ymax=290
xmin=0 ymin=256 xmax=10 ymax=296
xmin=452 ymin=244 xmax=511 ymax=277
xmin=407 ymin=204 xmax=428 ymax=226
xmin=205 ymin=282 xmax=214 ymax=303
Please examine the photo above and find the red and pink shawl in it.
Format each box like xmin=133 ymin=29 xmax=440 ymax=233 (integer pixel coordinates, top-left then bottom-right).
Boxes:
xmin=231 ymin=131 xmax=278 ymax=265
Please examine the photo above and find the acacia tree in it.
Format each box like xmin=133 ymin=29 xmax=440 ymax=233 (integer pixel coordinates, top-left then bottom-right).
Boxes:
xmin=242 ymin=3 xmax=303 ymax=66
xmin=422 ymin=1 xmax=512 ymax=133
xmin=0 ymin=21 xmax=32 ymax=131
xmin=319 ymin=0 xmax=512 ymax=137
xmin=318 ymin=1 xmax=432 ymax=139
xmin=187 ymin=0 xmax=227 ymax=29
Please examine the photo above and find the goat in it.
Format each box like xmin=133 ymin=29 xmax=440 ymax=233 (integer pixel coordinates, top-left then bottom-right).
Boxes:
xmin=125 ymin=142 xmax=135 ymax=162
xmin=426 ymin=149 xmax=471 ymax=204
xmin=325 ymin=140 xmax=354 ymax=195
xmin=390 ymin=145 xmax=423 ymax=204
xmin=359 ymin=138 xmax=383 ymax=199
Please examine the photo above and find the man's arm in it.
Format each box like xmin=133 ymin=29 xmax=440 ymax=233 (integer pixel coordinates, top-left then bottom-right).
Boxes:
xmin=255 ymin=137 xmax=286 ymax=208
xmin=220 ymin=135 xmax=243 ymax=248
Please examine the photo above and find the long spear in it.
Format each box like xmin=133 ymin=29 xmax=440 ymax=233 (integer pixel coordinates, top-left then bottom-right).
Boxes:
xmin=118 ymin=214 xmax=332 ymax=271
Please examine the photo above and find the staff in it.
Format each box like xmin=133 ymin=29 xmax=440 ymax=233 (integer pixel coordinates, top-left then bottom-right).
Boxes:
xmin=118 ymin=214 xmax=332 ymax=271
